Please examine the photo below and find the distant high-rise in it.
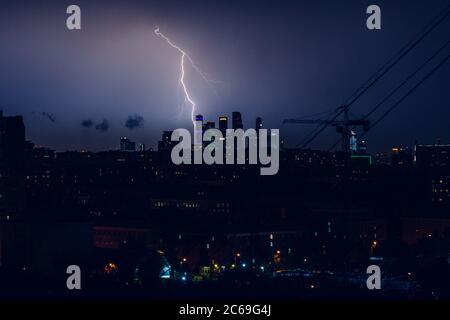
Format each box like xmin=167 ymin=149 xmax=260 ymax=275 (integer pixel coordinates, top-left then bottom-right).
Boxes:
xmin=203 ymin=121 xmax=215 ymax=131
xmin=349 ymin=131 xmax=357 ymax=152
xmin=138 ymin=143 xmax=146 ymax=152
xmin=232 ymin=112 xmax=243 ymax=130
xmin=375 ymin=152 xmax=389 ymax=166
xmin=219 ymin=116 xmax=228 ymax=137
xmin=414 ymin=142 xmax=450 ymax=167
xmin=357 ymin=140 xmax=367 ymax=154
xmin=0 ymin=110 xmax=26 ymax=217
xmin=0 ymin=111 xmax=25 ymax=152
xmin=158 ymin=131 xmax=173 ymax=152
xmin=120 ymin=137 xmax=136 ymax=152
xmin=256 ymin=117 xmax=262 ymax=131
xmin=195 ymin=114 xmax=204 ymax=122
xmin=194 ymin=114 xmax=203 ymax=146
xmin=391 ymin=147 xmax=413 ymax=167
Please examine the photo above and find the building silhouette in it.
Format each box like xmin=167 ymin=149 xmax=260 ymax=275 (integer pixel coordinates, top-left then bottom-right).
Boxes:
xmin=256 ymin=117 xmax=262 ymax=132
xmin=120 ymin=137 xmax=136 ymax=152
xmin=232 ymin=112 xmax=243 ymax=130
xmin=414 ymin=142 xmax=450 ymax=167
xmin=219 ymin=116 xmax=228 ymax=137
xmin=203 ymin=121 xmax=215 ymax=131
xmin=158 ymin=131 xmax=173 ymax=152
xmin=391 ymin=146 xmax=413 ymax=167
xmin=0 ymin=110 xmax=26 ymax=218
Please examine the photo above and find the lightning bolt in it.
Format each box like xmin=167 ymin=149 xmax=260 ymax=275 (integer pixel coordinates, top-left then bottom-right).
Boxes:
xmin=155 ymin=26 xmax=213 ymax=126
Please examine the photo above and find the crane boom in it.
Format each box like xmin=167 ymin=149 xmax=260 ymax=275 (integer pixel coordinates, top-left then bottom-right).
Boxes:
xmin=282 ymin=119 xmax=338 ymax=125
xmin=283 ymin=106 xmax=370 ymax=152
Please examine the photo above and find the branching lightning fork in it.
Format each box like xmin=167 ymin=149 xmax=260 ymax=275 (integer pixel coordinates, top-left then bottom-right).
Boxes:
xmin=154 ymin=26 xmax=214 ymax=126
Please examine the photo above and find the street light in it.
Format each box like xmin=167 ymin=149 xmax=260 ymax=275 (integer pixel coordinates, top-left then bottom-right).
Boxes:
xmin=371 ymin=241 xmax=378 ymax=256
xmin=234 ymin=252 xmax=241 ymax=265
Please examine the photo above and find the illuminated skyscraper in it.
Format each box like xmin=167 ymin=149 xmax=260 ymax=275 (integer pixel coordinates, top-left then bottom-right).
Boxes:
xmin=195 ymin=114 xmax=204 ymax=123
xmin=219 ymin=116 xmax=228 ymax=137
xmin=349 ymin=131 xmax=357 ymax=153
xmin=194 ymin=114 xmax=204 ymax=147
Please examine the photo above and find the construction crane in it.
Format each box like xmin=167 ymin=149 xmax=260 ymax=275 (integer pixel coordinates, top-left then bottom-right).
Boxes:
xmin=283 ymin=5 xmax=449 ymax=153
xmin=283 ymin=105 xmax=370 ymax=153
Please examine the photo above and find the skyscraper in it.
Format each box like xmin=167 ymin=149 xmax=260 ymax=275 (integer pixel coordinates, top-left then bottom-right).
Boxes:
xmin=194 ymin=114 xmax=204 ymax=146
xmin=232 ymin=112 xmax=243 ymax=130
xmin=120 ymin=137 xmax=136 ymax=152
xmin=219 ymin=116 xmax=228 ymax=137
xmin=391 ymin=147 xmax=413 ymax=167
xmin=158 ymin=131 xmax=174 ymax=152
xmin=255 ymin=117 xmax=263 ymax=154
xmin=0 ymin=111 xmax=25 ymax=151
xmin=349 ymin=131 xmax=357 ymax=153
xmin=0 ymin=110 xmax=26 ymax=217
xmin=414 ymin=142 xmax=450 ymax=167
xmin=256 ymin=117 xmax=262 ymax=131
xmin=357 ymin=140 xmax=367 ymax=154
xmin=203 ymin=121 xmax=215 ymax=131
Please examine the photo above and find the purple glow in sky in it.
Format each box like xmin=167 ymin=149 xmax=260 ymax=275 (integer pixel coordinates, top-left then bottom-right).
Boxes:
xmin=0 ymin=0 xmax=449 ymax=152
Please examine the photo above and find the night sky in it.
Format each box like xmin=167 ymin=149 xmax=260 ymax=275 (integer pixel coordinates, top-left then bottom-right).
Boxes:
xmin=0 ymin=0 xmax=449 ymax=152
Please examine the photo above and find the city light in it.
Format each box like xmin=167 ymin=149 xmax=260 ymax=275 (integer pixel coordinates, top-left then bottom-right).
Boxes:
xmin=104 ymin=262 xmax=118 ymax=275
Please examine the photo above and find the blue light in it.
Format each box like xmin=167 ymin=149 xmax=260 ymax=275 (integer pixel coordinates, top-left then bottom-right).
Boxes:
xmin=242 ymin=263 xmax=246 ymax=268
xmin=159 ymin=265 xmax=171 ymax=279
xmin=181 ymin=276 xmax=186 ymax=281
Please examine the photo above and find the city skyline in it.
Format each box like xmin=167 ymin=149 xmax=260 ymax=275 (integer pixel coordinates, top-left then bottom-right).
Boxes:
xmin=2 ymin=103 xmax=450 ymax=300
xmin=0 ymin=0 xmax=449 ymax=152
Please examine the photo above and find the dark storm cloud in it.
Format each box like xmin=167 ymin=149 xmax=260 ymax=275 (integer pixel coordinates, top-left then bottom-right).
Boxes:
xmin=95 ymin=119 xmax=109 ymax=132
xmin=125 ymin=114 xmax=144 ymax=130
xmin=81 ymin=118 xmax=109 ymax=132
xmin=81 ymin=119 xmax=94 ymax=128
